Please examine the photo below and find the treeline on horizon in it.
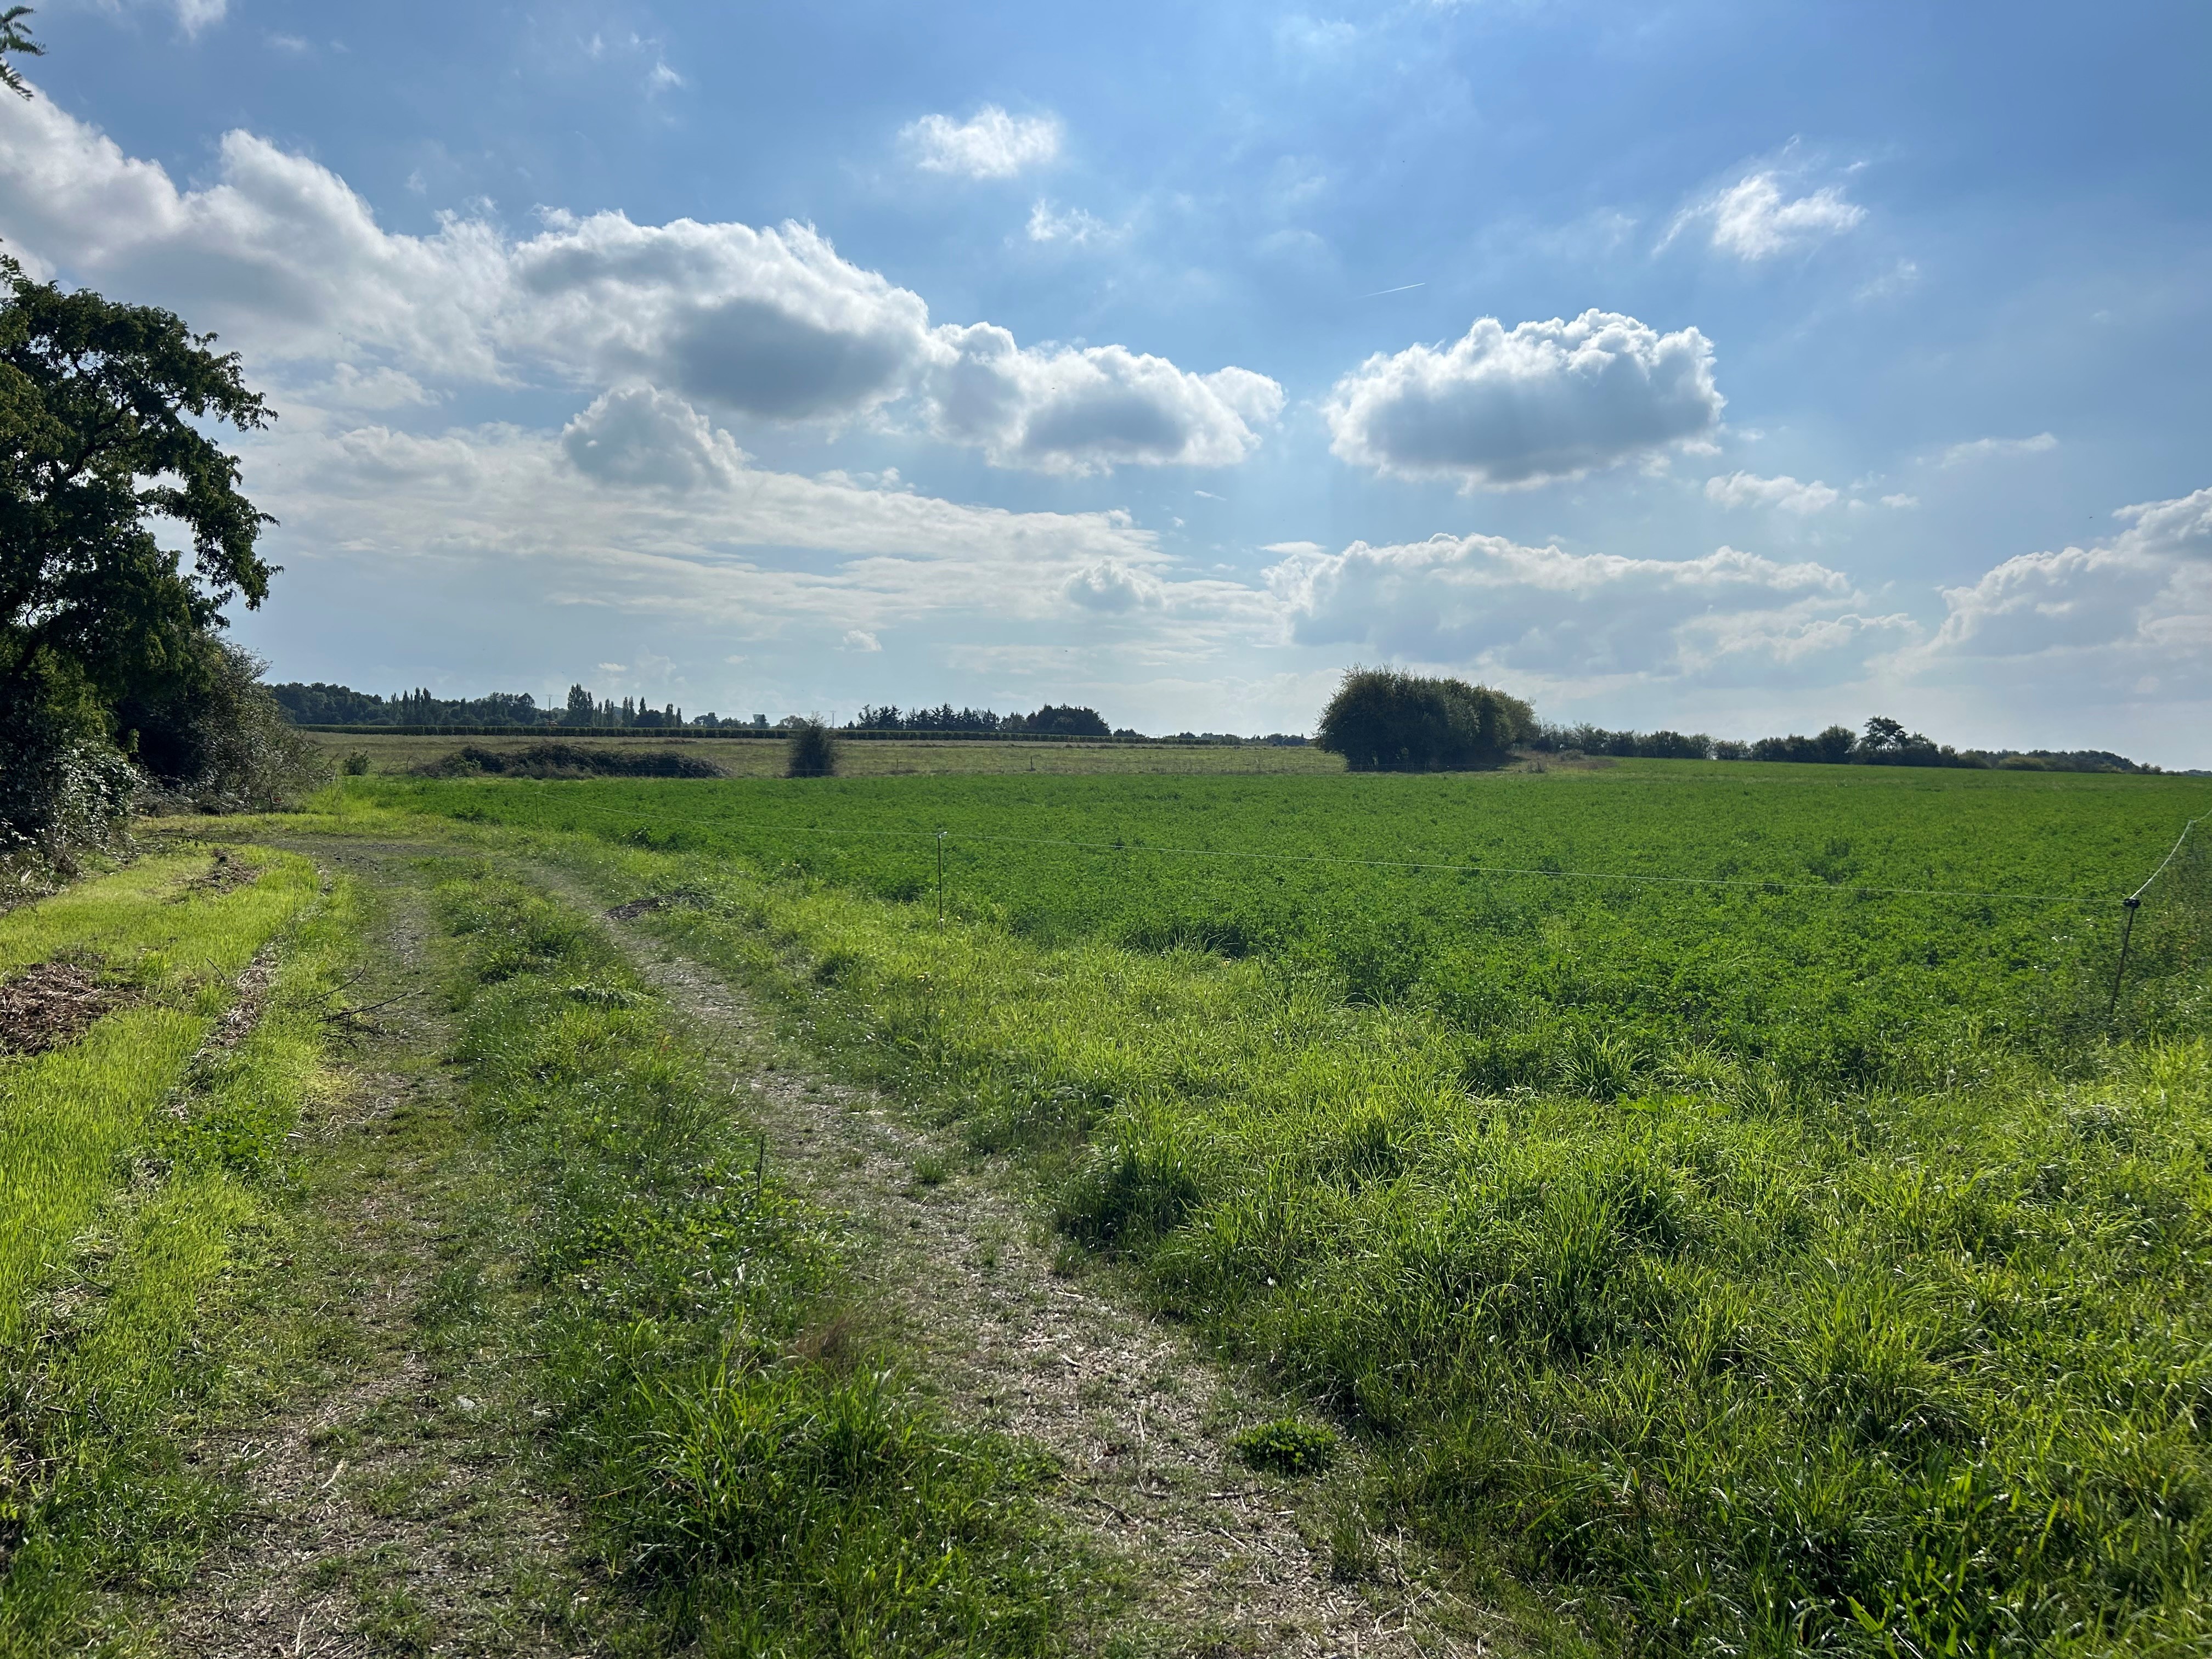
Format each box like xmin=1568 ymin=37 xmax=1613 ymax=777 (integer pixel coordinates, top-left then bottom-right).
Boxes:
xmin=269 ymin=680 xmax=2164 ymax=774
xmin=1530 ymin=715 xmax=2162 ymax=775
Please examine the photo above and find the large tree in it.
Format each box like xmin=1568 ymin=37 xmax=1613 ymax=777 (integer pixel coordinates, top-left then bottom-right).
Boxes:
xmin=1 ymin=255 xmax=281 ymax=830
xmin=1316 ymin=668 xmax=1534 ymax=772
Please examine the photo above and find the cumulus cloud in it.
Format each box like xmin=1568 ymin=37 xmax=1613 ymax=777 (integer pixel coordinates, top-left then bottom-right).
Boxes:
xmin=560 ymin=385 xmax=748 ymax=491
xmin=841 ymin=630 xmax=882 ymax=652
xmin=1324 ymin=311 xmax=1723 ymax=490
xmin=1266 ymin=533 xmax=1903 ymax=683
xmin=1941 ymin=432 xmax=2058 ymax=467
xmin=1670 ymin=168 xmax=1865 ymax=262
xmin=176 ymin=0 xmax=228 ymax=35
xmin=1705 ymin=471 xmax=1841 ymax=515
xmin=901 ymin=106 xmax=1061 ymax=179
xmin=1064 ymin=559 xmax=1168 ymax=612
xmin=1881 ymin=493 xmax=1919 ymax=509
xmin=0 ymin=91 xmax=1272 ymax=475
xmin=1912 ymin=487 xmax=2212 ymax=692
xmin=928 ymin=331 xmax=1283 ymax=473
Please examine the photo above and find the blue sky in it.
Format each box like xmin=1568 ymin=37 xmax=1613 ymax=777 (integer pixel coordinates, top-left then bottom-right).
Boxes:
xmin=5 ymin=0 xmax=2208 ymax=759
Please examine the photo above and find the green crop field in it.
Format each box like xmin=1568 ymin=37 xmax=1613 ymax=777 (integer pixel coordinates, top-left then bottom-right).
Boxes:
xmin=340 ymin=759 xmax=2212 ymax=1655
xmin=368 ymin=762 xmax=2212 ymax=1090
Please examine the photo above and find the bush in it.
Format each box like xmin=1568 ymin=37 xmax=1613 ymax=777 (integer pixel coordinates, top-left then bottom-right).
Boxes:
xmin=124 ymin=641 xmax=328 ymax=814
xmin=0 ymin=715 xmax=139 ymax=870
xmin=785 ymin=719 xmax=838 ymax=779
xmin=1232 ymin=1418 xmax=1338 ymax=1476
xmin=1315 ymin=668 xmax=1533 ymax=772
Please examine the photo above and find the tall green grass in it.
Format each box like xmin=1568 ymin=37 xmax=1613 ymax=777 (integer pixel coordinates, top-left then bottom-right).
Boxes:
xmin=432 ymin=870 xmax=1088 ymax=1654
xmin=1 ymin=851 xmax=349 ymax=1651
xmin=531 ymin=830 xmax=2212 ymax=1657
xmin=0 ymin=848 xmax=319 ymax=1339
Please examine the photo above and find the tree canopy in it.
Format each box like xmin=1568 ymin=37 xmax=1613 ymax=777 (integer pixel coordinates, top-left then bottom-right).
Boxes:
xmin=1315 ymin=668 xmax=1534 ymax=772
xmin=1 ymin=255 xmax=274 ymax=737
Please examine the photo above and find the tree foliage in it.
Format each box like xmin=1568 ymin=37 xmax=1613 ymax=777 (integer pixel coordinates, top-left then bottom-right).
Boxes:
xmin=0 ymin=6 xmax=40 ymax=100
xmin=1315 ymin=668 xmax=1534 ymax=772
xmin=0 ymin=255 xmax=307 ymax=846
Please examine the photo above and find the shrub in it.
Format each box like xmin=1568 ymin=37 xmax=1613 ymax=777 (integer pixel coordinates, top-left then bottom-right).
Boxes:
xmin=1232 ymin=1418 xmax=1338 ymax=1475
xmin=1315 ymin=668 xmax=1534 ymax=772
xmin=785 ymin=719 xmax=838 ymax=779
xmin=125 ymin=641 xmax=328 ymax=814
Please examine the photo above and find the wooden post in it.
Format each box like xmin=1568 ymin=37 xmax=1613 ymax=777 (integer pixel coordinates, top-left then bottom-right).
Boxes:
xmin=936 ymin=829 xmax=946 ymax=924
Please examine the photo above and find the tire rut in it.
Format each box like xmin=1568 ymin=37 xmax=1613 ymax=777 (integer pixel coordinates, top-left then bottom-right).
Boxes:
xmin=544 ymin=864 xmax=1499 ymax=1658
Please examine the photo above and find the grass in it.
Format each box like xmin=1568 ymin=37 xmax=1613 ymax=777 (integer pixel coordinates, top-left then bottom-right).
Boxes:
xmin=410 ymin=798 xmax=2212 ymax=1658
xmin=431 ymin=867 xmax=1092 ymax=1655
xmin=0 ymin=847 xmax=349 ymax=1651
xmin=0 ymin=847 xmax=320 ymax=1339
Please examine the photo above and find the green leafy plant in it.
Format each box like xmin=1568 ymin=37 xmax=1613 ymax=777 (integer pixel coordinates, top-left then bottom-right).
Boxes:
xmin=1232 ymin=1418 xmax=1338 ymax=1476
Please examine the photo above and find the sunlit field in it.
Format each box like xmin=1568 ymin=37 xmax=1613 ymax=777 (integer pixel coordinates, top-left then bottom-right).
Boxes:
xmin=334 ymin=760 xmax=2212 ymax=1655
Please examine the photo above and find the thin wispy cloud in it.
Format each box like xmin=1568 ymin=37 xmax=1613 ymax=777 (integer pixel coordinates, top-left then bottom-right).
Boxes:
xmin=1942 ymin=432 xmax=2058 ymax=467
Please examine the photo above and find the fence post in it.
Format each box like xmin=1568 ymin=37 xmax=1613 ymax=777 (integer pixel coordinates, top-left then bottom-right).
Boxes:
xmin=936 ymin=829 xmax=946 ymax=924
xmin=2105 ymin=896 xmax=2142 ymax=1022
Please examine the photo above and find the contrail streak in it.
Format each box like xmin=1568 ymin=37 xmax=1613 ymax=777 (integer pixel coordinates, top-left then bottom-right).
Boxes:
xmin=1359 ymin=281 xmax=1426 ymax=297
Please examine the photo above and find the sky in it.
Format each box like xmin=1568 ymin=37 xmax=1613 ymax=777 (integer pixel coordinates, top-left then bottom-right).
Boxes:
xmin=3 ymin=1 xmax=2208 ymax=760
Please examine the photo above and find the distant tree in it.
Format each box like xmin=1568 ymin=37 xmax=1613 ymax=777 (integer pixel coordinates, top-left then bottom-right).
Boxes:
xmin=785 ymin=718 xmax=838 ymax=778
xmin=1315 ymin=668 xmax=1533 ymax=772
xmin=1023 ymin=704 xmax=1111 ymax=738
xmin=562 ymin=683 xmax=594 ymax=727
xmin=1 ymin=7 xmax=41 ymax=99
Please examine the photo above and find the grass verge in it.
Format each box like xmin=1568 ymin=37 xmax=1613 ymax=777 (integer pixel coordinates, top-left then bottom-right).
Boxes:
xmin=0 ymin=847 xmax=347 ymax=1651
xmin=431 ymin=865 xmax=1091 ymax=1655
xmin=489 ymin=826 xmax=2212 ymax=1658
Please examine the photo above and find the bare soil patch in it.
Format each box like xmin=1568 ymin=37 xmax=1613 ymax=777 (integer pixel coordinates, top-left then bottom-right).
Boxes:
xmin=169 ymin=846 xmax=264 ymax=900
xmin=0 ymin=961 xmax=121 ymax=1056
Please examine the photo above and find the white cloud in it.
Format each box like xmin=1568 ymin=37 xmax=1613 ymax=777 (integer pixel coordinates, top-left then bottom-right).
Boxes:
xmin=176 ymin=0 xmax=228 ymax=36
xmin=1910 ymin=487 xmax=2212 ymax=694
xmin=1025 ymin=199 xmax=1114 ymax=247
xmin=245 ymin=396 xmax=1175 ymax=640
xmin=1324 ymin=311 xmax=1724 ymax=490
xmin=647 ymin=61 xmax=685 ymax=93
xmin=0 ymin=91 xmax=1272 ymax=476
xmin=1705 ymin=471 xmax=1841 ymax=515
xmin=841 ymin=630 xmax=882 ymax=652
xmin=928 ymin=330 xmax=1283 ymax=474
xmin=1881 ymin=493 xmax=1919 ymax=509
xmin=1941 ymin=432 xmax=2058 ymax=467
xmin=901 ymin=106 xmax=1061 ymax=179
xmin=560 ymin=385 xmax=748 ymax=491
xmin=1265 ymin=533 xmax=1904 ymax=684
xmin=1671 ymin=168 xmax=1865 ymax=262
xmin=1064 ymin=560 xmax=1168 ymax=613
